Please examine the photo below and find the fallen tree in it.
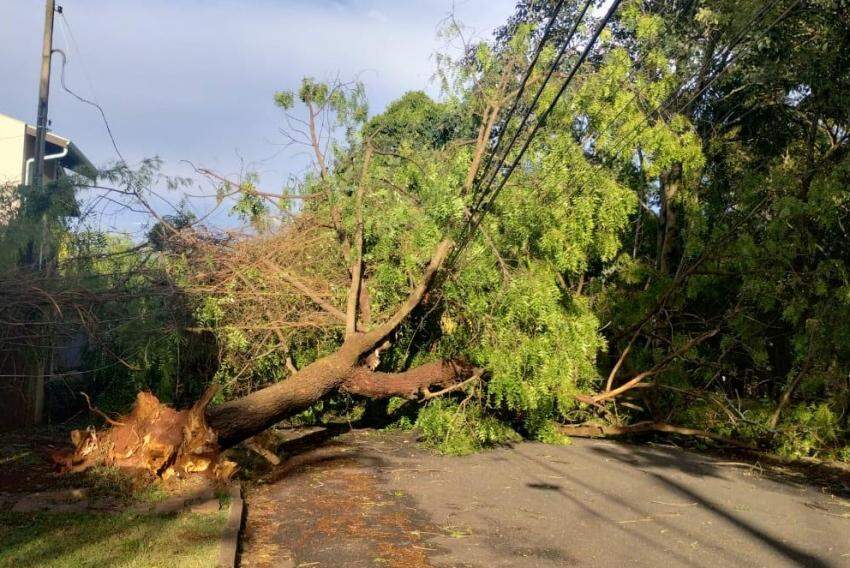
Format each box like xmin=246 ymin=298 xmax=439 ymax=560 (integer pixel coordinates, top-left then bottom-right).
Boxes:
xmin=54 ymin=70 xmax=506 ymax=476
xmin=56 ymin=237 xmax=487 ymax=476
xmin=52 ymin=0 xmax=850 ymax=477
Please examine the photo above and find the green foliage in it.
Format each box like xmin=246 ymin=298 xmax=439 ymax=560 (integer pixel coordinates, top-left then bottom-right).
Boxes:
xmin=478 ymin=269 xmax=603 ymax=422
xmin=0 ymin=177 xmax=78 ymax=269
xmin=364 ymin=91 xmax=469 ymax=150
xmin=21 ymin=0 xmax=847 ymax=465
xmin=775 ymin=404 xmax=842 ymax=460
xmin=415 ymin=399 xmax=520 ymax=455
xmin=531 ymin=421 xmax=573 ymax=446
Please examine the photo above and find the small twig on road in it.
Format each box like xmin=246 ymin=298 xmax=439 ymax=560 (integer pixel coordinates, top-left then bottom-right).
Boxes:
xmin=650 ymin=500 xmax=698 ymax=507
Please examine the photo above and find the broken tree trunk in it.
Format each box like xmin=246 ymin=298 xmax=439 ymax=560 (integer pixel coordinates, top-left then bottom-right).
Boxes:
xmin=54 ymin=386 xmax=237 ymax=480
xmin=205 ymin=238 xmax=454 ymax=448
xmin=55 ymin=240 xmax=473 ymax=477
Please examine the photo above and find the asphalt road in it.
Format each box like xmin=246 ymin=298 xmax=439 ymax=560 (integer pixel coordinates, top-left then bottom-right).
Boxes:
xmin=240 ymin=429 xmax=850 ymax=567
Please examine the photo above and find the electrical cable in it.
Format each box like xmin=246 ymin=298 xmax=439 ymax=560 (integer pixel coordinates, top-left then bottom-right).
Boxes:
xmin=449 ymin=0 xmax=625 ymax=269
xmin=471 ymin=0 xmax=567 ymax=203
xmin=471 ymin=0 xmax=595 ymax=212
xmin=54 ymin=12 xmax=125 ymax=164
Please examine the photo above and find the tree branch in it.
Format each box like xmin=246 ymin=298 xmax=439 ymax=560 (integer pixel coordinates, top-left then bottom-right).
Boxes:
xmin=344 ymin=238 xmax=453 ymax=357
xmin=345 ymin=144 xmax=373 ymax=337
xmin=589 ymin=328 xmax=719 ymax=404
xmin=260 ymin=259 xmax=346 ymax=323
xmin=341 ymin=360 xmax=481 ymax=399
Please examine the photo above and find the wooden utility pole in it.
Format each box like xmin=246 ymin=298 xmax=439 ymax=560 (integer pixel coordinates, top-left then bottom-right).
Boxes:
xmin=32 ymin=0 xmax=57 ymax=189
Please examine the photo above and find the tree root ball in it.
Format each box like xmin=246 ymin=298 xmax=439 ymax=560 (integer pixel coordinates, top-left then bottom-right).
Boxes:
xmin=53 ymin=388 xmax=236 ymax=481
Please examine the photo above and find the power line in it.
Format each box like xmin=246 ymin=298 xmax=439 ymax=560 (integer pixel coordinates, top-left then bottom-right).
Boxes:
xmin=57 ymin=12 xmax=99 ymax=111
xmin=516 ymin=0 xmax=801 ymax=280
xmin=54 ymin=11 xmax=125 ymax=165
xmin=53 ymin=49 xmax=125 ymax=164
xmin=471 ymin=0 xmax=568 ymax=203
xmin=471 ymin=0 xmax=594 ymax=212
xmin=524 ymin=0 xmax=800 ymax=260
xmin=449 ymin=0 xmax=624 ymax=269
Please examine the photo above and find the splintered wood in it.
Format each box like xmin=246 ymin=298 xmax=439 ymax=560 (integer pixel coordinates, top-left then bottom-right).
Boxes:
xmin=53 ymin=387 xmax=236 ymax=481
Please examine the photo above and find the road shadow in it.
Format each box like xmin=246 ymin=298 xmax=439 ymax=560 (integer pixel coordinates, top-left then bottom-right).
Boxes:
xmin=512 ymin=445 xmax=736 ymax=566
xmin=587 ymin=441 xmax=724 ymax=478
xmin=519 ymin=440 xmax=838 ymax=567
xmin=587 ymin=440 xmax=850 ymax=497
xmin=652 ymin=471 xmax=832 ymax=567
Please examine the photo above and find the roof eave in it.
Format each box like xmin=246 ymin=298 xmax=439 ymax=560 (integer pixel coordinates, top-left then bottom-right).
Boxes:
xmin=23 ymin=125 xmax=97 ymax=181
xmin=66 ymin=141 xmax=97 ymax=181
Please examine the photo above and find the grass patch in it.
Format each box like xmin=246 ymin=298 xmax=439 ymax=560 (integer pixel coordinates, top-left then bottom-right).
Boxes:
xmin=0 ymin=510 xmax=225 ymax=568
xmin=82 ymin=466 xmax=169 ymax=505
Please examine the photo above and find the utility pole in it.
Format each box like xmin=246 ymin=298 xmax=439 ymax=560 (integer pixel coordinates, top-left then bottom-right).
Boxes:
xmin=32 ymin=0 xmax=57 ymax=189
xmin=24 ymin=0 xmax=59 ymax=428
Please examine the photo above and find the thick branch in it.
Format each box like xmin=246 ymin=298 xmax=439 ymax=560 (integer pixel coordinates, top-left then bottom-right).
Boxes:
xmin=306 ymin=100 xmax=329 ymax=180
xmin=605 ymin=329 xmax=639 ymax=392
xmin=768 ymin=341 xmax=815 ymax=429
xmin=588 ymin=328 xmax=719 ymax=404
xmin=463 ymin=101 xmax=500 ymax=194
xmin=344 ymin=239 xmax=454 ymax=358
xmin=341 ymin=360 xmax=481 ymax=399
xmin=422 ymin=373 xmax=483 ymax=400
xmin=346 ymin=145 xmax=373 ymax=337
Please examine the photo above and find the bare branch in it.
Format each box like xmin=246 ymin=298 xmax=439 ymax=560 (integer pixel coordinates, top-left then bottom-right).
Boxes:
xmin=346 ymin=144 xmax=373 ymax=337
xmin=260 ymin=259 xmax=347 ymax=323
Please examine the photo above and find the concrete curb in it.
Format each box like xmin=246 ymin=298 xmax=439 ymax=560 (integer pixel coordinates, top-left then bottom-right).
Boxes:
xmin=218 ymin=483 xmax=244 ymax=568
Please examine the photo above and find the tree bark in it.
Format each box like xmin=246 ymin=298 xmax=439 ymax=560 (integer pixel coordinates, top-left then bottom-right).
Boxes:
xmin=205 ymin=238 xmax=455 ymax=448
xmin=341 ymin=360 xmax=480 ymax=399
xmin=658 ymin=163 xmax=682 ymax=275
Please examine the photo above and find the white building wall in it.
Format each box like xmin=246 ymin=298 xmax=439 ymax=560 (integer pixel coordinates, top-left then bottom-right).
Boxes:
xmin=0 ymin=113 xmax=26 ymax=186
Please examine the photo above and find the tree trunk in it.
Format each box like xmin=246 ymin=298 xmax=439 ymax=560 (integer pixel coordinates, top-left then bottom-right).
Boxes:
xmin=207 ymin=356 xmax=479 ymax=448
xmin=658 ymin=162 xmax=682 ymax=275
xmin=206 ymin=348 xmax=359 ymax=448
xmin=55 ymin=239 xmax=467 ymax=477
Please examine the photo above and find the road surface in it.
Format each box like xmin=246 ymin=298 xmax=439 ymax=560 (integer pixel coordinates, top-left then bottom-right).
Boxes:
xmin=239 ymin=428 xmax=850 ymax=567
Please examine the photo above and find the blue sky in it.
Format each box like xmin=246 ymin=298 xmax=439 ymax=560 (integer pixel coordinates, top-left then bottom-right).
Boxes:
xmin=0 ymin=0 xmax=516 ymax=233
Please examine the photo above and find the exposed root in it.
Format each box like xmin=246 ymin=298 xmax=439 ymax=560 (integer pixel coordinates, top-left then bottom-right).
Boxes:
xmin=80 ymin=391 xmax=126 ymax=427
xmin=53 ymin=386 xmax=237 ymax=481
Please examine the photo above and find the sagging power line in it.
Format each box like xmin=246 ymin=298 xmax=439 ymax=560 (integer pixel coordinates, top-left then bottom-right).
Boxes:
xmin=450 ymin=0 xmax=625 ymax=269
xmin=54 ymin=9 xmax=126 ymax=164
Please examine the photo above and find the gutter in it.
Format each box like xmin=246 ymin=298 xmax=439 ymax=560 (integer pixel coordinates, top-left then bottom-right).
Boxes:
xmin=24 ymin=146 xmax=69 ymax=186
